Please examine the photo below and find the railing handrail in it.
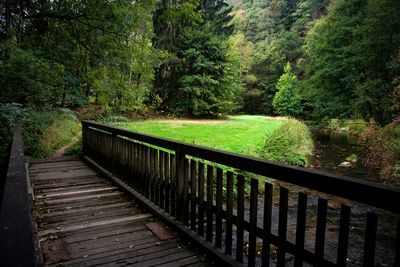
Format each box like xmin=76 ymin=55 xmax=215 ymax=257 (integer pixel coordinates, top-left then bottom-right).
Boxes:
xmin=82 ymin=120 xmax=400 ymax=214
xmin=0 ymin=124 xmax=39 ymax=266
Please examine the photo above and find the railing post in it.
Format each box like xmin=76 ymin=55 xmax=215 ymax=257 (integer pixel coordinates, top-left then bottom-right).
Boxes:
xmin=82 ymin=122 xmax=87 ymax=155
xmin=175 ymin=151 xmax=185 ymax=222
xmin=111 ymin=132 xmax=117 ymax=174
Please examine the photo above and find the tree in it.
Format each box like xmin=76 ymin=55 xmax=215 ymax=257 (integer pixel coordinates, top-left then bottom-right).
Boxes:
xmin=304 ymin=0 xmax=365 ymax=119
xmin=175 ymin=26 xmax=243 ymax=116
xmin=273 ymin=62 xmax=301 ymax=116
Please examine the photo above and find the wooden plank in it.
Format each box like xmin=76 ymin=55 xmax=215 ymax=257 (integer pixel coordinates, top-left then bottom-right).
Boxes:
xmin=34 ymin=181 xmax=110 ymax=193
xmin=277 ymin=187 xmax=289 ymax=267
xmin=66 ymin=239 xmax=182 ymax=267
xmin=30 ymin=169 xmax=97 ymax=180
xmin=29 ymin=155 xmax=80 ymax=164
xmin=206 ymin=165 xmax=214 ymax=243
xmin=215 ymin=168 xmax=223 ymax=248
xmin=38 ymin=191 xmax=124 ymax=204
xmin=236 ymin=174 xmax=245 ymax=263
xmin=65 ymin=225 xmax=147 ymax=243
xmin=36 ymin=187 xmax=117 ymax=198
xmin=294 ymin=192 xmax=308 ymax=267
xmin=190 ymin=160 xmax=197 ymax=231
xmin=126 ymin=247 xmax=198 ymax=267
xmin=61 ymin=235 xmax=164 ymax=264
xmin=40 ymin=201 xmax=135 ymax=219
xmin=41 ymin=207 xmax=141 ymax=227
xmin=198 ymin=162 xmax=205 ymax=237
xmin=262 ymin=182 xmax=273 ymax=267
xmin=337 ymin=205 xmax=351 ymax=266
xmin=248 ymin=178 xmax=259 ymax=267
xmin=225 ymin=171 xmax=233 ymax=255
xmin=84 ymin=156 xmax=242 ymax=267
xmin=66 ymin=231 xmax=157 ymax=256
xmin=66 ymin=235 xmax=158 ymax=257
xmin=315 ymin=198 xmax=328 ymax=266
xmin=156 ymin=254 xmax=203 ymax=267
xmin=363 ymin=212 xmax=378 ymax=267
xmin=38 ymin=214 xmax=153 ymax=236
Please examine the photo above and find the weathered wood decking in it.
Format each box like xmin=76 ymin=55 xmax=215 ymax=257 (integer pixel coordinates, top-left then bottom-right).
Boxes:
xmin=30 ymin=156 xmax=214 ymax=267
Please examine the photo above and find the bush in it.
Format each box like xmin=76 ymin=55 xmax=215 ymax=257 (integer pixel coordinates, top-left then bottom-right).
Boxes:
xmin=259 ymin=119 xmax=314 ymax=166
xmin=361 ymin=119 xmax=400 ymax=184
xmin=0 ymin=103 xmax=27 ymax=171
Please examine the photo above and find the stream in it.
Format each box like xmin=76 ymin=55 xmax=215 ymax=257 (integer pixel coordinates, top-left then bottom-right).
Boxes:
xmin=237 ymin=129 xmax=398 ymax=266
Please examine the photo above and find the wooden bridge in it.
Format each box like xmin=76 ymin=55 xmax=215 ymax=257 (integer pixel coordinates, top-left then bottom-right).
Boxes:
xmin=1 ymin=122 xmax=400 ymax=267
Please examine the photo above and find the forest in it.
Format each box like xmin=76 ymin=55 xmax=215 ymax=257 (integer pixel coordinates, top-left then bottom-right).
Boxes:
xmin=0 ymin=0 xmax=399 ymax=182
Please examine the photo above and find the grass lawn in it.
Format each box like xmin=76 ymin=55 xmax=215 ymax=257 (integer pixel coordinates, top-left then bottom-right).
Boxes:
xmin=119 ymin=115 xmax=284 ymax=157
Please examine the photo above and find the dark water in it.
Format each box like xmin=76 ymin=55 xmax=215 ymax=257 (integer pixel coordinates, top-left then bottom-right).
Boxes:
xmin=238 ymin=129 xmax=398 ymax=266
xmin=308 ymin=129 xmax=375 ymax=181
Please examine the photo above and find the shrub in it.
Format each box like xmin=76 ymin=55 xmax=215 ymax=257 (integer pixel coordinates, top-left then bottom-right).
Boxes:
xmin=259 ymin=119 xmax=314 ymax=166
xmin=0 ymin=103 xmax=27 ymax=171
xmin=361 ymin=119 xmax=400 ymax=184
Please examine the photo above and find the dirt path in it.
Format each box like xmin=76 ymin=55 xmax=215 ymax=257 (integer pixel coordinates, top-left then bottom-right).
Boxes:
xmin=52 ymin=135 xmax=80 ymax=158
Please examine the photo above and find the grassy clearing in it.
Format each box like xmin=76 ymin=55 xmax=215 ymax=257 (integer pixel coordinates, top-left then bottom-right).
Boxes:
xmin=120 ymin=115 xmax=284 ymax=157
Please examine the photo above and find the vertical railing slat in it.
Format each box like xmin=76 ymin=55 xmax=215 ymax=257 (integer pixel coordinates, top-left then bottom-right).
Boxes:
xmin=215 ymin=168 xmax=223 ymax=248
xmin=277 ymin=187 xmax=289 ymax=267
xmin=198 ymin=162 xmax=205 ymax=237
xmin=262 ymin=182 xmax=273 ymax=267
xmin=225 ymin=171 xmax=234 ymax=255
xmin=175 ymin=152 xmax=185 ymax=221
xmin=159 ymin=151 xmax=165 ymax=210
xmin=170 ymin=154 xmax=176 ymax=217
xmin=236 ymin=174 xmax=245 ymax=263
xmin=164 ymin=153 xmax=170 ymax=213
xmin=248 ymin=178 xmax=259 ymax=267
xmin=206 ymin=165 xmax=214 ymax=242
xmin=294 ymin=192 xmax=308 ymax=267
xmin=395 ymin=220 xmax=400 ymax=267
xmin=183 ymin=158 xmax=190 ymax=226
xmin=337 ymin=205 xmax=351 ymax=267
xmin=315 ymin=198 xmax=328 ymax=266
xmin=190 ymin=160 xmax=197 ymax=231
xmin=363 ymin=212 xmax=378 ymax=267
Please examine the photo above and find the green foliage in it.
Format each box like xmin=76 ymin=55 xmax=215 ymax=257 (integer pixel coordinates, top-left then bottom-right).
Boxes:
xmin=22 ymin=110 xmax=80 ymax=158
xmin=65 ymin=137 xmax=82 ymax=156
xmin=273 ymin=63 xmax=301 ymax=116
xmin=259 ymin=119 xmax=314 ymax=166
xmin=0 ymin=47 xmax=64 ymax=108
xmin=0 ymin=103 xmax=27 ymax=168
xmin=361 ymin=120 xmax=400 ymax=184
xmin=304 ymin=0 xmax=400 ymax=124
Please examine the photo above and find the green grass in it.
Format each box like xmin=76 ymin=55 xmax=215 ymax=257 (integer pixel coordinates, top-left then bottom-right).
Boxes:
xmin=119 ymin=115 xmax=284 ymax=157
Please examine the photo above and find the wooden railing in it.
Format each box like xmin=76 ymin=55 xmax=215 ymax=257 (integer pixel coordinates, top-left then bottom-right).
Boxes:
xmin=82 ymin=120 xmax=400 ymax=267
xmin=0 ymin=125 xmax=40 ymax=266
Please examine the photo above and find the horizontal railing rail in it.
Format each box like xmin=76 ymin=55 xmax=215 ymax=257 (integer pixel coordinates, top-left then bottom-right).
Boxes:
xmin=82 ymin=120 xmax=400 ymax=267
xmin=0 ymin=125 xmax=39 ymax=266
